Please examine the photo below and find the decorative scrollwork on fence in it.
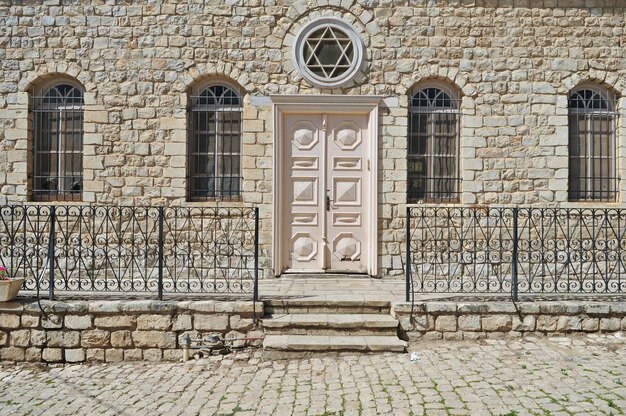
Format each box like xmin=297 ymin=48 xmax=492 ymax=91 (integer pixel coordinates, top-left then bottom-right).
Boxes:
xmin=408 ymin=207 xmax=626 ymax=296
xmin=0 ymin=205 xmax=259 ymax=296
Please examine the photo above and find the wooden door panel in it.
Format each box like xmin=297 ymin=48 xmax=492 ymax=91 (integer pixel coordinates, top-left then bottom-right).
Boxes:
xmin=283 ymin=115 xmax=325 ymax=271
xmin=326 ymin=114 xmax=368 ymax=272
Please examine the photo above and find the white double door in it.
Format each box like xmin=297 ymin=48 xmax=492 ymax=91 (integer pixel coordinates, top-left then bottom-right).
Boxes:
xmin=282 ymin=112 xmax=370 ymax=273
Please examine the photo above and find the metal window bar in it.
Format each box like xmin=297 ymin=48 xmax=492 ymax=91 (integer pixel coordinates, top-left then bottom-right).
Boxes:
xmin=568 ymin=88 xmax=618 ymax=202
xmin=408 ymin=87 xmax=461 ymax=203
xmin=188 ymin=85 xmax=242 ymax=201
xmin=30 ymin=84 xmax=84 ymax=201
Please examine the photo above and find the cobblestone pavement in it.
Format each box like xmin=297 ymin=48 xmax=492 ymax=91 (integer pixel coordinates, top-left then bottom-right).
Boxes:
xmin=1 ymin=335 xmax=626 ymax=416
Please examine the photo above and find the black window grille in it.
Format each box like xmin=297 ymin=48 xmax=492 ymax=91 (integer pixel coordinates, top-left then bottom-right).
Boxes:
xmin=188 ymin=84 xmax=242 ymax=201
xmin=30 ymin=83 xmax=84 ymax=201
xmin=408 ymin=86 xmax=461 ymax=203
xmin=568 ymin=87 xmax=618 ymax=202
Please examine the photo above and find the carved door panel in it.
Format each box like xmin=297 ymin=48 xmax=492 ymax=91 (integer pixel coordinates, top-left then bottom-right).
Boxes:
xmin=283 ymin=114 xmax=325 ymax=271
xmin=326 ymin=114 xmax=368 ymax=272
xmin=282 ymin=113 xmax=369 ymax=273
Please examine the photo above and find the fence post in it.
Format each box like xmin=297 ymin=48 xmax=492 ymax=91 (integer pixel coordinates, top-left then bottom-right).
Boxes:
xmin=405 ymin=207 xmax=411 ymax=303
xmin=48 ymin=206 xmax=55 ymax=301
xmin=512 ymin=207 xmax=519 ymax=302
xmin=253 ymin=207 xmax=259 ymax=303
xmin=158 ymin=206 xmax=164 ymax=301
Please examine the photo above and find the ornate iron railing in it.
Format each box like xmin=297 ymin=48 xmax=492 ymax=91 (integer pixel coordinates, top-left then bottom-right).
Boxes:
xmin=406 ymin=207 xmax=626 ymax=301
xmin=0 ymin=205 xmax=259 ymax=300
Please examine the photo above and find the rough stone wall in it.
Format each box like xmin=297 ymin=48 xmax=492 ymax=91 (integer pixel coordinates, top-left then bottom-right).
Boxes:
xmin=393 ymin=300 xmax=626 ymax=341
xmin=0 ymin=299 xmax=264 ymax=363
xmin=0 ymin=1 xmax=625 ymax=278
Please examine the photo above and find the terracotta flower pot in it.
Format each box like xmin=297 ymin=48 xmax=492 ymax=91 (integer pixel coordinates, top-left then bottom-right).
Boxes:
xmin=0 ymin=278 xmax=24 ymax=302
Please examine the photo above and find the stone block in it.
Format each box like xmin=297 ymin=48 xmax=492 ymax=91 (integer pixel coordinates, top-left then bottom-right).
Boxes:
xmin=586 ymin=304 xmax=610 ymax=315
xmin=82 ymin=330 xmax=111 ymax=348
xmin=434 ymin=315 xmax=457 ymax=332
xmin=398 ymin=315 xmax=430 ymax=332
xmin=25 ymin=347 xmax=42 ymax=362
xmin=163 ymin=349 xmax=180 ymax=361
xmin=425 ymin=303 xmax=456 ymax=313
xmin=124 ymin=349 xmax=143 ymax=361
xmin=512 ymin=315 xmax=536 ymax=332
xmin=1 ymin=346 xmax=25 ymax=361
xmin=41 ymin=316 xmax=63 ymax=329
xmin=65 ymin=315 xmax=93 ymax=330
xmin=556 ymin=316 xmax=582 ymax=332
xmin=132 ymin=331 xmax=177 ymax=348
xmin=600 ymin=318 xmax=621 ymax=332
xmin=609 ymin=303 xmax=626 ymax=314
xmin=422 ymin=332 xmax=443 ymax=340
xmin=94 ymin=315 xmax=136 ymax=329
xmin=21 ymin=315 xmax=39 ymax=328
xmin=86 ymin=349 xmax=105 ymax=362
xmin=0 ymin=313 xmax=20 ymax=329
xmin=482 ymin=316 xmax=512 ymax=332
xmin=462 ymin=332 xmax=486 ymax=340
xmin=582 ymin=318 xmax=599 ymax=332
xmin=518 ymin=303 xmax=540 ymax=314
xmin=537 ymin=316 xmax=558 ymax=332
xmin=144 ymin=349 xmax=163 ymax=361
xmin=30 ymin=330 xmax=46 ymax=346
xmin=443 ymin=331 xmax=463 ymax=341
xmin=88 ymin=301 xmax=121 ymax=313
xmin=458 ymin=315 xmax=481 ymax=331
xmin=188 ymin=300 xmax=215 ymax=313
xmin=172 ymin=314 xmax=193 ymax=331
xmin=105 ymin=349 xmax=125 ymax=362
xmin=47 ymin=331 xmax=81 ymax=348
xmin=457 ymin=304 xmax=489 ymax=314
xmin=0 ymin=330 xmax=7 ymax=346
xmin=137 ymin=314 xmax=172 ymax=331
xmin=42 ymin=348 xmax=63 ymax=363
xmin=111 ymin=330 xmax=134 ymax=348
xmin=230 ymin=316 xmax=255 ymax=331
xmin=65 ymin=348 xmax=86 ymax=363
xmin=10 ymin=329 xmax=30 ymax=347
xmin=194 ymin=314 xmax=229 ymax=331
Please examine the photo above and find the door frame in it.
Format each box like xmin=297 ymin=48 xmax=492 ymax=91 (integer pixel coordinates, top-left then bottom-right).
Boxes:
xmin=270 ymin=95 xmax=383 ymax=276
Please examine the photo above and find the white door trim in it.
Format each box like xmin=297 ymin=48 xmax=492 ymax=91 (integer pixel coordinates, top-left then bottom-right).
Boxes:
xmin=271 ymin=95 xmax=383 ymax=276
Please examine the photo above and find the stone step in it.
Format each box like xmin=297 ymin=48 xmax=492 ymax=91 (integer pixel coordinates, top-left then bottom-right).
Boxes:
xmin=263 ymin=335 xmax=408 ymax=353
xmin=279 ymin=273 xmax=373 ymax=279
xmin=264 ymin=298 xmax=391 ymax=315
xmin=263 ymin=313 xmax=399 ymax=335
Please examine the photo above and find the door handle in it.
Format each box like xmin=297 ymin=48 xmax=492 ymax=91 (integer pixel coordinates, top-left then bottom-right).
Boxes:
xmin=326 ymin=192 xmax=333 ymax=211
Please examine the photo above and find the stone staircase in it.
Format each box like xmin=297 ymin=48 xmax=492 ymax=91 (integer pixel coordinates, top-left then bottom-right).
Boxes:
xmin=262 ymin=298 xmax=407 ymax=352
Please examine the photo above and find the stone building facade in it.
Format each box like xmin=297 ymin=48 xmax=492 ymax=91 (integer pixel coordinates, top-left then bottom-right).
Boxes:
xmin=0 ymin=1 xmax=625 ymax=278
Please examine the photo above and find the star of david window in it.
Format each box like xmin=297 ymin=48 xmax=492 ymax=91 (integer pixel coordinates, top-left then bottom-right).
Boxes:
xmin=293 ymin=18 xmax=364 ymax=88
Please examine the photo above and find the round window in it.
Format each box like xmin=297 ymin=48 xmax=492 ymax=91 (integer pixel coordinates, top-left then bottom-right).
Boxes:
xmin=293 ymin=18 xmax=364 ymax=88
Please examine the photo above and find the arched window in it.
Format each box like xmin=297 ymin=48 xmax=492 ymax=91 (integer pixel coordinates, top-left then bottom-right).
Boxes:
xmin=408 ymin=85 xmax=461 ymax=203
xmin=187 ymin=82 xmax=242 ymax=201
xmin=31 ymin=82 xmax=84 ymax=201
xmin=568 ymin=86 xmax=618 ymax=201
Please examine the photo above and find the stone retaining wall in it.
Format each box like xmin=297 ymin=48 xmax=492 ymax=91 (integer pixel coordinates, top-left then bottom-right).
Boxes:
xmin=0 ymin=299 xmax=264 ymax=363
xmin=393 ymin=301 xmax=626 ymax=341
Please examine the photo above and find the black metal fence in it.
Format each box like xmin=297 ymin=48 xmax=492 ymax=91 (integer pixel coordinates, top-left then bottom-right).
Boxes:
xmin=406 ymin=207 xmax=626 ymax=301
xmin=0 ymin=205 xmax=259 ymax=300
